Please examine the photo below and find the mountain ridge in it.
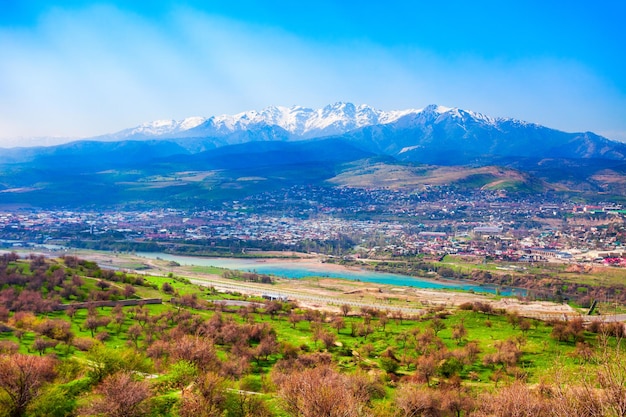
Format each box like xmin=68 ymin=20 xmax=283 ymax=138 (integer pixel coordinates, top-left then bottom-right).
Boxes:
xmin=87 ymin=102 xmax=544 ymax=141
xmin=1 ymin=102 xmax=625 ymax=207
xmin=78 ymin=102 xmax=626 ymax=164
xmin=4 ymin=102 xmax=624 ymax=162
xmin=89 ymin=102 xmax=421 ymax=142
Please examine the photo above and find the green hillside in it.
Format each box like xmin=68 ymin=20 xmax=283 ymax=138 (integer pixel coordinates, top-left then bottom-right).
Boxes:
xmin=0 ymin=252 xmax=625 ymax=416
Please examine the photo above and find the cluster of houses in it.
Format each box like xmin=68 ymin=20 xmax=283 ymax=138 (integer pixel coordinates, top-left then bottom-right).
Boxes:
xmin=0 ymin=187 xmax=624 ymax=266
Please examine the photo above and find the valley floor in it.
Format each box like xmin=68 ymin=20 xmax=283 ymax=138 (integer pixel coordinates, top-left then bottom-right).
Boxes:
xmin=40 ymin=249 xmax=586 ymax=321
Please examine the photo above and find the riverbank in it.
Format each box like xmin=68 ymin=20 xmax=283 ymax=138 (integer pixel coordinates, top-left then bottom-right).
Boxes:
xmin=7 ymin=248 xmax=579 ymax=319
xmin=135 ymin=251 xmax=513 ymax=294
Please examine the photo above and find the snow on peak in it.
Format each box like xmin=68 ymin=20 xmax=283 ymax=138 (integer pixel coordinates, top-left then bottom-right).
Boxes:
xmin=413 ymin=105 xmax=497 ymax=125
xmin=121 ymin=117 xmax=207 ymax=138
xmin=108 ymin=103 xmax=507 ymax=141
xmin=192 ymin=102 xmax=402 ymax=138
xmin=143 ymin=119 xmax=175 ymax=128
xmin=419 ymin=104 xmax=452 ymax=114
xmin=179 ymin=117 xmax=207 ymax=130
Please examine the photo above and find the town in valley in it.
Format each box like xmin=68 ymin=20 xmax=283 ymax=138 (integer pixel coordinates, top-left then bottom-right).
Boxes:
xmin=2 ymin=185 xmax=624 ymax=264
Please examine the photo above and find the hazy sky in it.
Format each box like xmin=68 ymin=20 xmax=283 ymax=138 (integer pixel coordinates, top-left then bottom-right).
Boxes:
xmin=1 ymin=0 xmax=625 ymax=146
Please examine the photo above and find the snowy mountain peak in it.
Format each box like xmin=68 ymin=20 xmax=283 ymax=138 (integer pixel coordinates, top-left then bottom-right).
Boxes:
xmin=412 ymin=104 xmax=497 ymax=126
xmin=137 ymin=116 xmax=207 ymax=132
xmin=420 ymin=104 xmax=452 ymax=114
xmin=97 ymin=116 xmax=208 ymax=141
xmin=180 ymin=102 xmax=401 ymax=139
xmin=179 ymin=116 xmax=207 ymax=130
xmin=98 ymin=102 xmax=516 ymax=143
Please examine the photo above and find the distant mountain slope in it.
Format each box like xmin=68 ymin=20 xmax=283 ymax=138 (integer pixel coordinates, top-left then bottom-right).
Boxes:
xmin=179 ymin=138 xmax=374 ymax=170
xmin=337 ymin=105 xmax=626 ymax=164
xmin=0 ymin=139 xmax=189 ymax=166
xmin=328 ymin=162 xmax=553 ymax=193
xmin=0 ymin=139 xmax=375 ymax=207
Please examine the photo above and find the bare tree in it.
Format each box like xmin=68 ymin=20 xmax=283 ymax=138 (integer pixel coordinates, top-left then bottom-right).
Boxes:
xmin=127 ymin=324 xmax=143 ymax=348
xmin=114 ymin=308 xmax=126 ymax=333
xmin=123 ymin=284 xmax=136 ymax=298
xmin=549 ymin=373 xmax=603 ymax=417
xmin=440 ymin=380 xmax=474 ymax=417
xmin=253 ymin=334 xmax=280 ymax=363
xmin=32 ymin=338 xmax=58 ymax=356
xmin=483 ymin=338 xmax=522 ymax=371
xmin=276 ymin=365 xmax=371 ymax=417
xmin=179 ymin=372 xmax=228 ymax=417
xmin=82 ymin=371 xmax=151 ymax=417
xmin=288 ymin=312 xmax=302 ymax=329
xmin=65 ymin=305 xmax=76 ymax=322
xmin=83 ymin=316 xmax=100 ymax=337
xmin=169 ymin=335 xmax=221 ymax=373
xmin=506 ymin=311 xmax=520 ymax=329
xmin=392 ymin=310 xmax=404 ymax=325
xmin=0 ymin=354 xmax=57 ymax=417
xmin=379 ymin=314 xmax=389 ymax=332
xmin=320 ymin=330 xmax=337 ymax=350
xmin=461 ymin=341 xmax=481 ymax=365
xmin=415 ymin=354 xmax=437 ymax=386
xmin=518 ymin=319 xmax=532 ymax=334
xmin=596 ymin=337 xmax=626 ymax=416
xmin=0 ymin=341 xmax=19 ymax=355
xmin=473 ymin=381 xmax=549 ymax=417
xmin=265 ymin=301 xmax=282 ymax=320
xmin=395 ymin=383 xmax=441 ymax=417
xmin=429 ymin=317 xmax=446 ymax=336
xmin=331 ymin=316 xmax=345 ymax=334
xmin=96 ymin=280 xmax=111 ymax=290
xmin=451 ymin=323 xmax=467 ymax=345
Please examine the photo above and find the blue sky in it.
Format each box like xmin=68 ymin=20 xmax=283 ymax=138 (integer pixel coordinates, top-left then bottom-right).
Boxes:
xmin=1 ymin=0 xmax=625 ymax=146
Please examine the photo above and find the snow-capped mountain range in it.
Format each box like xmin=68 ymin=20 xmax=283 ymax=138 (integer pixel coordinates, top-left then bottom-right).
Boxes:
xmin=1 ymin=101 xmax=626 ymax=207
xmin=94 ymin=102 xmax=503 ymax=142
xmin=2 ymin=102 xmax=624 ymax=167
xmin=74 ymin=101 xmax=626 ymax=164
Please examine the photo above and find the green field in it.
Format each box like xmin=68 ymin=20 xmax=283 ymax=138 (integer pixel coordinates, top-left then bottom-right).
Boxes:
xmin=0 ymin=253 xmax=625 ymax=417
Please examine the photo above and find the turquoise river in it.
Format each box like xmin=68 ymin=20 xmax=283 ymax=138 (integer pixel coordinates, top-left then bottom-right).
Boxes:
xmin=137 ymin=253 xmax=521 ymax=296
